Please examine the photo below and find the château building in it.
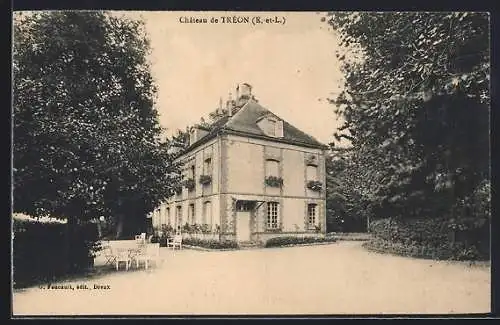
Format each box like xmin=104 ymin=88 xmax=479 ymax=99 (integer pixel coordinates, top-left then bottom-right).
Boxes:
xmin=150 ymin=83 xmax=328 ymax=244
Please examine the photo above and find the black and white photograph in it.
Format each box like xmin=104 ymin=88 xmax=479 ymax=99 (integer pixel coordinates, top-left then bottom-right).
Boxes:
xmin=11 ymin=10 xmax=491 ymax=316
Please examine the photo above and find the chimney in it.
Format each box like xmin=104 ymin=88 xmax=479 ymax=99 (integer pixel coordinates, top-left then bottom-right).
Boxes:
xmin=226 ymin=92 xmax=234 ymax=117
xmin=237 ymin=83 xmax=253 ymax=106
xmin=235 ymin=84 xmax=240 ymax=104
xmin=217 ymin=97 xmax=223 ymax=115
xmin=240 ymin=83 xmax=252 ymax=98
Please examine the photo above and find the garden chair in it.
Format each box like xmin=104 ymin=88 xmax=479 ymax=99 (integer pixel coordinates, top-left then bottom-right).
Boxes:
xmin=135 ymin=243 xmax=161 ymax=270
xmin=135 ymin=232 xmax=147 ymax=244
xmin=115 ymin=248 xmax=132 ymax=271
xmin=103 ymin=245 xmax=117 ymax=267
xmin=167 ymin=234 xmax=183 ymax=250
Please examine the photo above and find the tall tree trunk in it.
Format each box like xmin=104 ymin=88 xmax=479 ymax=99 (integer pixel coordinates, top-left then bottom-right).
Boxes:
xmin=115 ymin=213 xmax=124 ymax=239
xmin=66 ymin=217 xmax=77 ymax=273
xmin=96 ymin=221 xmax=102 ymax=239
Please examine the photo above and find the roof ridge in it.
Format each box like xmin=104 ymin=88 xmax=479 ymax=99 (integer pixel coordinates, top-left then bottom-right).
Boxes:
xmin=182 ymin=98 xmax=327 ymax=153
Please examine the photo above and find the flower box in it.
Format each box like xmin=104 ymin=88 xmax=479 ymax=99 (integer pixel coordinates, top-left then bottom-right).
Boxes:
xmin=305 ymin=154 xmax=317 ymax=165
xmin=306 ymin=180 xmax=323 ymax=192
xmin=199 ymin=174 xmax=212 ymax=185
xmin=265 ymin=176 xmax=283 ymax=188
xmin=182 ymin=178 xmax=196 ymax=190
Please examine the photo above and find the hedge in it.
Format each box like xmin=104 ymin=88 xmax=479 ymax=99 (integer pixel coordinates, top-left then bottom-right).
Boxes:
xmin=182 ymin=238 xmax=239 ymax=249
xmin=150 ymin=234 xmax=168 ymax=247
xmin=368 ymin=217 xmax=489 ymax=261
xmin=369 ymin=217 xmax=450 ymax=246
xmin=363 ymin=238 xmax=487 ymax=261
xmin=265 ymin=236 xmax=337 ymax=248
xmin=13 ymin=219 xmax=101 ymax=288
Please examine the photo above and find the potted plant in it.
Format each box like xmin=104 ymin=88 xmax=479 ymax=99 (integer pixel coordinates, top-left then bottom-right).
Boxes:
xmin=306 ymin=180 xmax=323 ymax=192
xmin=265 ymin=176 xmax=284 ymax=188
xmin=199 ymin=174 xmax=212 ymax=185
xmin=201 ymin=223 xmax=211 ymax=234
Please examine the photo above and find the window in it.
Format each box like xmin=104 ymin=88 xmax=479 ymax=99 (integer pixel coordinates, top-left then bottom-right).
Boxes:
xmin=204 ymin=158 xmax=212 ymax=175
xmin=160 ymin=206 xmax=165 ymax=225
xmin=307 ymin=204 xmax=317 ymax=228
xmin=268 ymin=120 xmax=276 ymax=136
xmin=306 ymin=165 xmax=318 ymax=181
xmin=190 ymin=165 xmax=196 ymax=179
xmin=267 ymin=202 xmax=279 ymax=229
xmin=189 ymin=203 xmax=195 ymax=224
xmin=257 ymin=116 xmax=283 ymax=137
xmin=203 ymin=201 xmax=212 ymax=225
xmin=266 ymin=159 xmax=280 ymax=177
xmin=176 ymin=206 xmax=182 ymax=229
xmin=155 ymin=208 xmax=161 ymax=227
xmin=275 ymin=120 xmax=284 ymax=137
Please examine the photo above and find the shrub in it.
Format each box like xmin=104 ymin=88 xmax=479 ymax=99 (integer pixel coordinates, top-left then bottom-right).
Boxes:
xmin=161 ymin=224 xmax=174 ymax=238
xmin=265 ymin=236 xmax=337 ymax=248
xmin=182 ymin=223 xmax=191 ymax=233
xmin=191 ymin=223 xmax=202 ymax=233
xmin=150 ymin=233 xmax=168 ymax=247
xmin=13 ymin=218 xmax=101 ymax=288
xmin=368 ymin=217 xmax=489 ymax=261
xmin=183 ymin=238 xmax=239 ymax=249
xmin=363 ymin=238 xmax=488 ymax=261
xmin=369 ymin=217 xmax=450 ymax=246
xmin=200 ymin=223 xmax=211 ymax=234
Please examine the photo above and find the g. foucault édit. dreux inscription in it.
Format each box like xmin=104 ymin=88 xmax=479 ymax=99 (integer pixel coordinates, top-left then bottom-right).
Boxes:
xmin=39 ymin=283 xmax=111 ymax=290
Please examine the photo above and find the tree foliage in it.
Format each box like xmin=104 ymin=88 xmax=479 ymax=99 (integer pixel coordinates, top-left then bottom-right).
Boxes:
xmin=13 ymin=11 xmax=180 ymax=237
xmin=325 ymin=12 xmax=490 ymax=223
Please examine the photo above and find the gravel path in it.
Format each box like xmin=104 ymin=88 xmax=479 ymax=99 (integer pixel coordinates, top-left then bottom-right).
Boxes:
xmin=12 ymin=241 xmax=490 ymax=315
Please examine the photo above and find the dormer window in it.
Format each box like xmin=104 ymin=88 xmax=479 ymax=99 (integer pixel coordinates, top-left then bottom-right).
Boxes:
xmin=257 ymin=116 xmax=284 ymax=138
xmin=268 ymin=120 xmax=276 ymax=136
xmin=189 ymin=128 xmax=196 ymax=145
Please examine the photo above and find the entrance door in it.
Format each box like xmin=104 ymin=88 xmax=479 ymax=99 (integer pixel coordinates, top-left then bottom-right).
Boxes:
xmin=236 ymin=211 xmax=251 ymax=242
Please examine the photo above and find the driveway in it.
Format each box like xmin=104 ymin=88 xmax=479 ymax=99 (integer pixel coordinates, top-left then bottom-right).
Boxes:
xmin=12 ymin=241 xmax=490 ymax=315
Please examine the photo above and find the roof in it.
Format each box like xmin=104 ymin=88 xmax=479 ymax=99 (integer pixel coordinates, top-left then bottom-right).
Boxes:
xmin=181 ymin=99 xmax=328 ymax=154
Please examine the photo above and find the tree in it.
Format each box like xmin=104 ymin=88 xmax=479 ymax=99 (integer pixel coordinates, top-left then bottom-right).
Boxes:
xmin=325 ymin=12 xmax=490 ymax=223
xmin=326 ymin=148 xmax=371 ymax=232
xmin=13 ymin=11 xmax=180 ymax=238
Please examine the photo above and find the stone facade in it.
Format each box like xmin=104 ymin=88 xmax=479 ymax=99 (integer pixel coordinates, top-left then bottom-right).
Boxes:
xmin=150 ymin=85 xmax=327 ymax=244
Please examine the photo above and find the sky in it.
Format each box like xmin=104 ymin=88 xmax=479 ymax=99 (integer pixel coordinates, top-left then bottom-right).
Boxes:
xmin=118 ymin=11 xmax=346 ymax=145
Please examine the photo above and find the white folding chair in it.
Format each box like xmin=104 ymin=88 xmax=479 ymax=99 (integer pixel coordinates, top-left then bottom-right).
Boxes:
xmin=103 ymin=245 xmax=117 ymax=267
